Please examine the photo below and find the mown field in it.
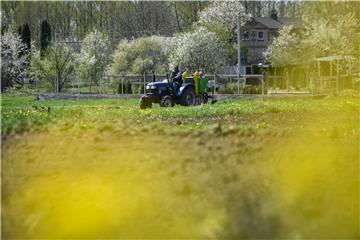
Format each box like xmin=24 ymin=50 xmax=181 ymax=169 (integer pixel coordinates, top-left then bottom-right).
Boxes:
xmin=1 ymin=94 xmax=359 ymax=239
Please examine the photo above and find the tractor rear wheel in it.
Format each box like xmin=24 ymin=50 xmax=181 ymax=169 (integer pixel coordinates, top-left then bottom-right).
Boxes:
xmin=201 ymin=93 xmax=208 ymax=104
xmin=140 ymin=96 xmax=152 ymax=109
xmin=160 ymin=95 xmax=174 ymax=108
xmin=180 ymin=88 xmax=196 ymax=106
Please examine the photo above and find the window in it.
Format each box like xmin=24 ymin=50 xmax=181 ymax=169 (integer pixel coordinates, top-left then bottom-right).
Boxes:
xmin=243 ymin=31 xmax=249 ymax=40
xmin=257 ymin=31 xmax=264 ymax=41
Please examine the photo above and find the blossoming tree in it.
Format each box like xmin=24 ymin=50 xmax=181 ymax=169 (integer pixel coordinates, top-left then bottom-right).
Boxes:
xmin=169 ymin=27 xmax=226 ymax=73
xmin=1 ymin=32 xmax=29 ymax=91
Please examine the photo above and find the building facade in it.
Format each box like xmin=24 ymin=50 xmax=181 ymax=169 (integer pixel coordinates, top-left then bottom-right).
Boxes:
xmin=241 ymin=15 xmax=303 ymax=72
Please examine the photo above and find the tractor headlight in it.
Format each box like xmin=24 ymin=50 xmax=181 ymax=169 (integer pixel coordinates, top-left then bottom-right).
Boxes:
xmin=146 ymin=85 xmax=150 ymax=90
xmin=150 ymin=85 xmax=157 ymax=89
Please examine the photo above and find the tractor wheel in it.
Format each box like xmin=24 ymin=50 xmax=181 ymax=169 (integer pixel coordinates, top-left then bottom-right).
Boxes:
xmin=180 ymin=88 xmax=196 ymax=106
xmin=201 ymin=93 xmax=208 ymax=104
xmin=160 ymin=95 xmax=174 ymax=108
xmin=140 ymin=96 xmax=152 ymax=109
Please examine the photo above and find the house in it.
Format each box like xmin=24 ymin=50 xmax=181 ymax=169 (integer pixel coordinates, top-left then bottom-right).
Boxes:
xmin=241 ymin=13 xmax=303 ymax=73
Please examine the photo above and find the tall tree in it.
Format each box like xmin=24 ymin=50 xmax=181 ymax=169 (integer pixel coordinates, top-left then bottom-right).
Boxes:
xmin=40 ymin=20 xmax=51 ymax=56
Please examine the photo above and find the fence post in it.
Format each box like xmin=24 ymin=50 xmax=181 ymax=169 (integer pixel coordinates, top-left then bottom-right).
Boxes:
xmin=57 ymin=74 xmax=59 ymax=94
xmin=99 ymin=75 xmax=102 ymax=95
xmin=286 ymin=71 xmax=289 ymax=95
xmin=214 ymin=73 xmax=216 ymax=95
xmin=237 ymin=78 xmax=240 ymax=95
xmin=143 ymin=72 xmax=146 ymax=94
xmin=35 ymin=73 xmax=39 ymax=100
xmin=336 ymin=60 xmax=339 ymax=94
xmin=78 ymin=75 xmax=80 ymax=96
xmin=121 ymin=77 xmax=124 ymax=95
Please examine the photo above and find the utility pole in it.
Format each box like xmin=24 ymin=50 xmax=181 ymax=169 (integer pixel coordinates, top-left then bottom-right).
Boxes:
xmin=237 ymin=15 xmax=241 ymax=83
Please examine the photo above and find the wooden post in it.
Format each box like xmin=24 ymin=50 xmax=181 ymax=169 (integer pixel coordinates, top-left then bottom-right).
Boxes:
xmin=274 ymin=67 xmax=277 ymax=89
xmin=336 ymin=59 xmax=339 ymax=94
xmin=330 ymin=60 xmax=333 ymax=93
xmin=261 ymin=75 xmax=264 ymax=96
xmin=143 ymin=72 xmax=146 ymax=94
xmin=214 ymin=73 xmax=216 ymax=95
xmin=57 ymin=74 xmax=59 ymax=94
xmin=237 ymin=77 xmax=240 ymax=95
xmin=78 ymin=75 xmax=80 ymax=96
xmin=318 ymin=60 xmax=322 ymax=95
xmin=286 ymin=71 xmax=289 ymax=95
xmin=121 ymin=77 xmax=124 ymax=95
xmin=35 ymin=73 xmax=39 ymax=99
xmin=99 ymin=75 xmax=102 ymax=95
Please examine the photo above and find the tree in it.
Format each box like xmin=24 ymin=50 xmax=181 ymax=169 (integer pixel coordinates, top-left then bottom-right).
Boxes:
xmin=264 ymin=26 xmax=301 ymax=67
xmin=199 ymin=1 xmax=249 ymax=34
xmin=169 ymin=27 xmax=226 ymax=73
xmin=40 ymin=20 xmax=51 ymax=56
xmin=76 ymin=29 xmax=112 ymax=92
xmin=266 ymin=11 xmax=359 ymax=68
xmin=110 ymin=36 xmax=170 ymax=76
xmin=1 ymin=32 xmax=29 ymax=91
xmin=198 ymin=1 xmax=250 ymax=65
xmin=30 ymin=43 xmax=75 ymax=92
xmin=18 ymin=23 xmax=31 ymax=51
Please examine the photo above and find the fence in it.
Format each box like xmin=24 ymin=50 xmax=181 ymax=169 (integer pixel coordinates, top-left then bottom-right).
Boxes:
xmin=30 ymin=73 xmax=268 ymax=96
xmin=29 ymin=70 xmax=358 ymax=97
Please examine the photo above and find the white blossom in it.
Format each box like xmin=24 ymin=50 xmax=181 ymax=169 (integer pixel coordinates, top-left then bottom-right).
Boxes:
xmin=199 ymin=1 xmax=250 ymax=32
xmin=1 ymin=32 xmax=29 ymax=87
xmin=169 ymin=27 xmax=226 ymax=73
xmin=77 ymin=29 xmax=112 ymax=85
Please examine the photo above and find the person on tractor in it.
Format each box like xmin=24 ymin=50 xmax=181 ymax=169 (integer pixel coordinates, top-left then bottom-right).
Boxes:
xmin=199 ymin=68 xmax=205 ymax=79
xmin=193 ymin=69 xmax=200 ymax=96
xmin=170 ymin=65 xmax=182 ymax=83
xmin=182 ymin=67 xmax=190 ymax=83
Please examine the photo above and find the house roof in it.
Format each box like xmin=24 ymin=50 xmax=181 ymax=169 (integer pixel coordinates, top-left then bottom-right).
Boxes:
xmin=251 ymin=17 xmax=303 ymax=29
xmin=253 ymin=17 xmax=283 ymax=29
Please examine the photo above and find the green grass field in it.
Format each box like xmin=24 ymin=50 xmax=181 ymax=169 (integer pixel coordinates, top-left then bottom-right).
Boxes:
xmin=1 ymin=94 xmax=359 ymax=239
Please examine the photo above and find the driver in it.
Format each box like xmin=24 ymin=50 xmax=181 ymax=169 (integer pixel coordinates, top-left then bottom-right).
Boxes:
xmin=170 ymin=65 xmax=182 ymax=83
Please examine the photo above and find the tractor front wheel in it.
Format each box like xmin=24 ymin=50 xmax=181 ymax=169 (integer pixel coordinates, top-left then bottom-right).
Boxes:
xmin=160 ymin=95 xmax=174 ymax=108
xmin=140 ymin=96 xmax=152 ymax=109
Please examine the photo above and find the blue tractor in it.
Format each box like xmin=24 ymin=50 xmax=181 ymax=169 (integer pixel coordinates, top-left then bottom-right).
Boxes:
xmin=139 ymin=74 xmax=215 ymax=109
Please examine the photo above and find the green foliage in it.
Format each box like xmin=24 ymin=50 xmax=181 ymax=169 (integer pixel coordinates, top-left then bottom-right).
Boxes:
xmin=30 ymin=43 xmax=75 ymax=92
xmin=110 ymin=36 xmax=170 ymax=75
xmin=265 ymin=26 xmax=301 ymax=67
xmin=266 ymin=2 xmax=360 ymax=69
xmin=2 ymin=95 xmax=359 ymax=135
xmin=200 ymin=23 xmax=236 ymax=62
